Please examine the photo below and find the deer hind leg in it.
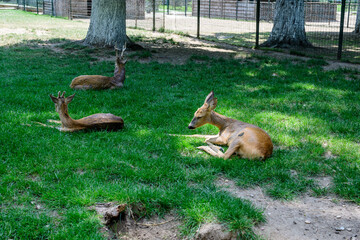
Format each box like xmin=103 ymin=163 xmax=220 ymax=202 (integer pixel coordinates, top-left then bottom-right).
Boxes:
xmin=73 ymin=85 xmax=92 ymax=90
xmin=223 ymin=140 xmax=243 ymax=160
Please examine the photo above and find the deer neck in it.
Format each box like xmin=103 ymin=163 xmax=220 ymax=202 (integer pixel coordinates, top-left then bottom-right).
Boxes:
xmin=113 ymin=65 xmax=125 ymax=85
xmin=58 ymin=105 xmax=77 ymax=128
xmin=209 ymin=111 xmax=230 ymax=131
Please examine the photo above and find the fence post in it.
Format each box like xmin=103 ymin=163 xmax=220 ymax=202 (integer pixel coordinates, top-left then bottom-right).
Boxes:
xmin=208 ymin=0 xmax=210 ymax=18
xmin=185 ymin=0 xmax=187 ymax=16
xmin=162 ymin=0 xmax=165 ymax=29
xmin=51 ymin=0 xmax=54 ymax=16
xmin=235 ymin=0 xmax=238 ymax=20
xmin=23 ymin=0 xmax=25 ymax=11
xmin=153 ymin=0 xmax=156 ymax=31
xmin=69 ymin=0 xmax=72 ymax=19
xmin=255 ymin=0 xmax=260 ymax=48
xmin=167 ymin=0 xmax=169 ymax=15
xmin=347 ymin=0 xmax=351 ymax=28
xmin=197 ymin=0 xmax=200 ymax=38
xmin=337 ymin=0 xmax=346 ymax=60
xmin=36 ymin=0 xmax=38 ymax=14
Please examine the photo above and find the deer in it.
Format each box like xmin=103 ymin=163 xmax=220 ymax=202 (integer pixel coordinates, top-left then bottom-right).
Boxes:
xmin=70 ymin=45 xmax=127 ymax=90
xmin=187 ymin=91 xmax=273 ymax=160
xmin=49 ymin=91 xmax=124 ymax=132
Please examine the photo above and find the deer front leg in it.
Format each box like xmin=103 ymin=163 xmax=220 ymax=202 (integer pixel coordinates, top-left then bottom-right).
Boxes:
xmin=198 ymin=142 xmax=239 ymax=160
xmin=47 ymin=119 xmax=62 ymax=124
xmin=197 ymin=145 xmax=225 ymax=158
xmin=58 ymin=127 xmax=78 ymax=132
xmin=205 ymin=135 xmax=227 ymax=145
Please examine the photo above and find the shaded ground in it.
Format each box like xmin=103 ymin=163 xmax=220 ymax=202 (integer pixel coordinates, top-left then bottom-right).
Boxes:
xmin=41 ymin=28 xmax=360 ymax=72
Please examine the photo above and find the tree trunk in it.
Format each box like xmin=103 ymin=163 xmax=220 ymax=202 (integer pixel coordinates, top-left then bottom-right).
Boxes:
xmin=84 ymin=0 xmax=126 ymax=47
xmin=355 ymin=0 xmax=360 ymax=33
xmin=261 ymin=0 xmax=312 ymax=48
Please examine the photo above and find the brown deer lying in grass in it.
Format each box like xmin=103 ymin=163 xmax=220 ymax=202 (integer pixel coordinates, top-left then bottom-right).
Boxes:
xmin=188 ymin=91 xmax=273 ymax=160
xmin=49 ymin=91 xmax=124 ymax=132
xmin=70 ymin=45 xmax=127 ymax=90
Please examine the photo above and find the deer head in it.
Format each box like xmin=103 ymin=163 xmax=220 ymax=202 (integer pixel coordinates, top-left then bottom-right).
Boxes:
xmin=50 ymin=91 xmax=75 ymax=113
xmin=115 ymin=43 xmax=127 ymax=67
xmin=188 ymin=91 xmax=218 ymax=129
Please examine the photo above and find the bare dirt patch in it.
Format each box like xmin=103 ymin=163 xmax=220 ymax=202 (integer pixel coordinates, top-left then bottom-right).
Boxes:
xmin=324 ymin=61 xmax=360 ymax=72
xmin=0 ymin=27 xmax=27 ymax=35
xmin=217 ymin=177 xmax=360 ymax=240
xmin=90 ymin=202 xmax=181 ymax=240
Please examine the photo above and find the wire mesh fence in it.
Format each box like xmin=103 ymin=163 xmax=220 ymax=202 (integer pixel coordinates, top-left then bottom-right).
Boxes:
xmin=8 ymin=0 xmax=359 ymax=63
xmin=0 ymin=0 xmax=44 ymax=13
xmin=125 ymin=0 xmax=359 ymax=63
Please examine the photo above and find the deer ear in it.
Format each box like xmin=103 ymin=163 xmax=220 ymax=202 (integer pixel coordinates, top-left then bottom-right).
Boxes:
xmin=50 ymin=94 xmax=58 ymax=103
xmin=204 ymin=91 xmax=217 ymax=110
xmin=65 ymin=93 xmax=76 ymax=104
xmin=204 ymin=91 xmax=214 ymax=104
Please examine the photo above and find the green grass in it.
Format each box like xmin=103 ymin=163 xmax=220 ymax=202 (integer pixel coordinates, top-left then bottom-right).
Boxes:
xmin=1 ymin=10 xmax=360 ymax=240
xmin=158 ymin=4 xmax=192 ymax=13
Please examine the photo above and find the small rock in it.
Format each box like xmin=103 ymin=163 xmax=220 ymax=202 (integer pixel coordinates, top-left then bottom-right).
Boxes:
xmin=36 ymin=204 xmax=41 ymax=210
xmin=293 ymin=221 xmax=297 ymax=224
xmin=250 ymin=194 xmax=254 ymax=197
xmin=305 ymin=220 xmax=311 ymax=224
xmin=335 ymin=232 xmax=340 ymax=234
xmin=346 ymin=228 xmax=352 ymax=232
xmin=336 ymin=215 xmax=341 ymax=219
xmin=335 ymin=227 xmax=345 ymax=231
xmin=261 ymin=227 xmax=265 ymax=230
xmin=195 ymin=223 xmax=234 ymax=240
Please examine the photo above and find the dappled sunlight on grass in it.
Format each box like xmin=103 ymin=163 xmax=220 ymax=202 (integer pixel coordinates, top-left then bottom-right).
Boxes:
xmin=1 ymin=10 xmax=359 ymax=240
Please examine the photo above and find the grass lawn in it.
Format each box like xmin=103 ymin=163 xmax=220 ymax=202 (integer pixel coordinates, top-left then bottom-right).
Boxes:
xmin=0 ymin=10 xmax=359 ymax=239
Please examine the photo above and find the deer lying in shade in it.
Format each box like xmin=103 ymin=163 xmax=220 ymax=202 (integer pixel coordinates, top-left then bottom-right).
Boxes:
xmin=188 ymin=91 xmax=273 ymax=160
xmin=49 ymin=91 xmax=124 ymax=132
xmin=70 ymin=45 xmax=127 ymax=90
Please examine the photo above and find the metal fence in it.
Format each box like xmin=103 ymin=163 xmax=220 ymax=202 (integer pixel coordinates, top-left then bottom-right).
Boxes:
xmin=7 ymin=0 xmax=359 ymax=63
xmin=126 ymin=0 xmax=359 ymax=63
xmin=0 ymin=0 xmax=44 ymax=14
